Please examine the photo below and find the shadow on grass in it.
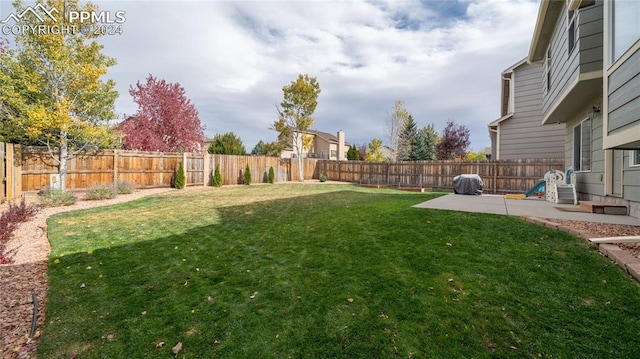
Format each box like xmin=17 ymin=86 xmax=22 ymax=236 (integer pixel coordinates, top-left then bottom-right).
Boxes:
xmin=40 ymin=190 xmax=640 ymax=358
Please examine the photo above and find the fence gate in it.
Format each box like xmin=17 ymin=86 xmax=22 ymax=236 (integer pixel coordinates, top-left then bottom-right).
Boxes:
xmin=1 ymin=143 xmax=22 ymax=201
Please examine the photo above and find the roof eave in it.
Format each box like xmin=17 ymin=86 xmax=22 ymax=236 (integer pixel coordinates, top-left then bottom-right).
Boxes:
xmin=527 ymin=0 xmax=564 ymax=64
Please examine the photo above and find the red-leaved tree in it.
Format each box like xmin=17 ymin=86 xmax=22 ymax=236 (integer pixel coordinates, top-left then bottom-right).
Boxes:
xmin=436 ymin=120 xmax=470 ymax=160
xmin=118 ymin=75 xmax=204 ymax=152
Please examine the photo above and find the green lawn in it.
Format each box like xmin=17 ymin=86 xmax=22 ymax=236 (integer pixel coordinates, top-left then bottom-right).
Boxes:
xmin=40 ymin=184 xmax=640 ymax=358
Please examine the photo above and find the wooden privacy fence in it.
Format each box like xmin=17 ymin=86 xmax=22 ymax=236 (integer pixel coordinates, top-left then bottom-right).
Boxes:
xmin=1 ymin=143 xmax=22 ymax=200
xmin=17 ymin=146 xmax=316 ymax=193
xmin=317 ymin=158 xmax=566 ymax=194
xmin=2 ymin=143 xmax=565 ymax=198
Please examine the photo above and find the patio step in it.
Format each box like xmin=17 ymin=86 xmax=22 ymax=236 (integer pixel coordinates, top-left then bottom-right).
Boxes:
xmin=579 ymin=201 xmax=628 ymax=215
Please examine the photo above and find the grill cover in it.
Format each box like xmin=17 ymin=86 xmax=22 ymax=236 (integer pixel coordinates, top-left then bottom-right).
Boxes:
xmin=453 ymin=174 xmax=484 ymax=195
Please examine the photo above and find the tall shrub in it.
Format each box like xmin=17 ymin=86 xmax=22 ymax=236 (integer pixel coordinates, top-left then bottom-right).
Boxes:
xmin=268 ymin=166 xmax=275 ymax=184
xmin=212 ymin=164 xmax=223 ymax=187
xmin=244 ymin=164 xmax=252 ymax=185
xmin=174 ymin=161 xmax=186 ymax=189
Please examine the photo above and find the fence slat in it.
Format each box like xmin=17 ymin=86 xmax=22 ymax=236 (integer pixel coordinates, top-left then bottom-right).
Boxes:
xmin=317 ymin=159 xmax=564 ymax=194
xmin=13 ymin=145 xmax=564 ymax=195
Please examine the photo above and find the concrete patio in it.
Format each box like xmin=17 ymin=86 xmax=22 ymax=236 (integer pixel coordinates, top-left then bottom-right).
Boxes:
xmin=414 ymin=194 xmax=640 ymax=226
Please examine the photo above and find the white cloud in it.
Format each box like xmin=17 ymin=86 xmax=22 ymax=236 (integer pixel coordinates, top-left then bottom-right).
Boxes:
xmin=89 ymin=0 xmax=540 ymax=151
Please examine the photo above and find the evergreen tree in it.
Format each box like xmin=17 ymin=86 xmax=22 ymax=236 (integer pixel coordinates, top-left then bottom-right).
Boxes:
xmin=207 ymin=132 xmax=246 ymax=155
xmin=419 ymin=124 xmax=439 ymax=161
xmin=251 ymin=140 xmax=267 ymax=155
xmin=398 ymin=115 xmax=417 ymax=161
xmin=268 ymin=166 xmax=275 ymax=183
xmin=212 ymin=164 xmax=223 ymax=187
xmin=347 ymin=144 xmax=359 ymax=160
xmin=409 ymin=131 xmax=429 ymax=161
xmin=174 ymin=162 xmax=186 ymax=189
xmin=244 ymin=164 xmax=252 ymax=185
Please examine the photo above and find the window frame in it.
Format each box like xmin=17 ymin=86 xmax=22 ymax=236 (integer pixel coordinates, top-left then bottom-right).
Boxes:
xmin=572 ymin=118 xmax=592 ymax=172
xmin=543 ymin=46 xmax=551 ymax=94
xmin=568 ymin=8 xmax=577 ymax=54
xmin=610 ymin=0 xmax=640 ymax=64
xmin=631 ymin=150 xmax=640 ymax=167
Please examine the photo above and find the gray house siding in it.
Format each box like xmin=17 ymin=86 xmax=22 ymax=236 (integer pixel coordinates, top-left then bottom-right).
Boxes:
xmin=542 ymin=16 xmax=579 ymax=118
xmin=577 ymin=5 xmax=604 ymax=73
xmin=623 ymin=151 xmax=640 ymax=202
xmin=541 ymin=2 xmax=603 ymax=122
xmin=564 ymin=99 xmax=605 ymax=197
xmin=493 ymin=62 xmax=564 ymax=160
xmin=608 ymin=47 xmax=640 ymax=134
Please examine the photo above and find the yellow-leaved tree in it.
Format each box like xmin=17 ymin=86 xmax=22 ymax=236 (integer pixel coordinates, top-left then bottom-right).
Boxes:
xmin=272 ymin=74 xmax=321 ymax=182
xmin=0 ymin=0 xmax=119 ymax=190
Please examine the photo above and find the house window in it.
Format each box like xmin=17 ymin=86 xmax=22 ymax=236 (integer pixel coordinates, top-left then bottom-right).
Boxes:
xmin=631 ymin=150 xmax=640 ymax=167
xmin=611 ymin=0 xmax=640 ymax=62
xmin=568 ymin=9 xmax=577 ymax=54
xmin=573 ymin=118 xmax=591 ymax=171
xmin=501 ymin=73 xmax=513 ymax=116
xmin=543 ymin=47 xmax=551 ymax=93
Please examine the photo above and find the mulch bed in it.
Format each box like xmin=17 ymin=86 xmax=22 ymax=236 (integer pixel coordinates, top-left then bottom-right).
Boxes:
xmin=1 ymin=261 xmax=48 ymax=359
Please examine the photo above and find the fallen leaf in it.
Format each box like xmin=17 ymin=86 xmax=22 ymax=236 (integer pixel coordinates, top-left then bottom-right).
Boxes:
xmin=172 ymin=341 xmax=183 ymax=355
xmin=250 ymin=291 xmax=258 ymax=299
xmin=601 ymin=279 xmax=607 ymax=284
xmin=53 ymin=259 xmax=60 ymax=264
xmin=347 ymin=298 xmax=354 ymax=303
xmin=156 ymin=342 xmax=164 ymax=348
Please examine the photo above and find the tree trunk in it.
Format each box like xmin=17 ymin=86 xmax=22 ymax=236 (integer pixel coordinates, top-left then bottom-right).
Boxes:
xmin=297 ymin=155 xmax=304 ymax=182
xmin=59 ymin=131 xmax=68 ymax=191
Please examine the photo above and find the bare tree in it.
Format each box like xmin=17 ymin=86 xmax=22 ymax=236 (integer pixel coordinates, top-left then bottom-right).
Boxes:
xmin=384 ymin=100 xmax=410 ymax=162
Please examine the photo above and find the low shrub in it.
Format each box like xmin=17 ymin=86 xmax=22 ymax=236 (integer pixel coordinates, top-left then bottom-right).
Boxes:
xmin=0 ymin=199 xmax=40 ymax=264
xmin=40 ymin=188 xmax=76 ymax=207
xmin=212 ymin=164 xmax=223 ymax=187
xmin=174 ymin=162 xmax=186 ymax=189
xmin=244 ymin=164 xmax=252 ymax=185
xmin=268 ymin=166 xmax=275 ymax=184
xmin=116 ymin=181 xmax=134 ymax=194
xmin=319 ymin=173 xmax=328 ymax=182
xmin=85 ymin=185 xmax=116 ymax=200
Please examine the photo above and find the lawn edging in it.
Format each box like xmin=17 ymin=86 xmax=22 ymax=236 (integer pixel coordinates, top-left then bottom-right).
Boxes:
xmin=523 ymin=216 xmax=640 ymax=283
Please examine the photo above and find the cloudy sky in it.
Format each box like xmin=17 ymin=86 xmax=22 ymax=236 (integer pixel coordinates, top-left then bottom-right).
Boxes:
xmin=2 ymin=0 xmax=541 ymax=152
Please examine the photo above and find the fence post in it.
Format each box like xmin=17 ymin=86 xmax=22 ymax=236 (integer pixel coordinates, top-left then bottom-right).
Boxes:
xmin=113 ymin=150 xmax=119 ymax=186
xmin=5 ymin=144 xmax=22 ymax=199
xmin=203 ymin=153 xmax=210 ymax=186
xmin=182 ymin=152 xmax=188 ymax=186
